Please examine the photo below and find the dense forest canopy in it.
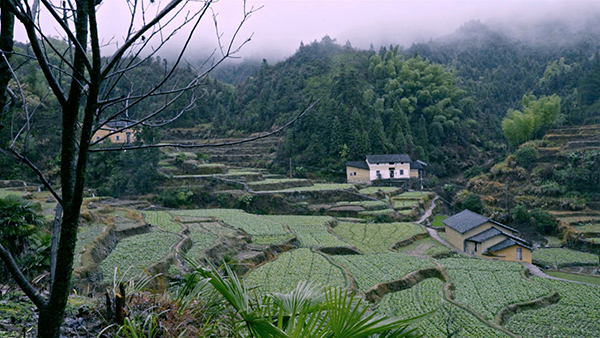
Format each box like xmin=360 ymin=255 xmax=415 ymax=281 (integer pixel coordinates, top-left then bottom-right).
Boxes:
xmin=4 ymin=17 xmax=600 ymax=188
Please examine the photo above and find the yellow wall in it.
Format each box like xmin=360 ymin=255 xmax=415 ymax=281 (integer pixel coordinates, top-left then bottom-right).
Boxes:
xmin=487 ymin=245 xmax=532 ymax=264
xmin=444 ymin=227 xmax=464 ymax=251
xmin=347 ymin=167 xmax=371 ymax=184
xmin=446 ymin=221 xmax=531 ymax=263
xmin=480 ymin=234 xmax=509 ymax=253
xmin=410 ymin=169 xmax=420 ymax=178
xmin=464 ymin=233 xmax=509 ymax=257
xmin=93 ymin=128 xmax=135 ymax=144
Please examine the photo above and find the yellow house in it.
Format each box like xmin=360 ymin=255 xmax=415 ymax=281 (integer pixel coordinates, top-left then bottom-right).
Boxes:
xmin=346 ymin=154 xmax=426 ymax=184
xmin=442 ymin=209 xmax=532 ymax=263
xmin=92 ymin=121 xmax=135 ymax=144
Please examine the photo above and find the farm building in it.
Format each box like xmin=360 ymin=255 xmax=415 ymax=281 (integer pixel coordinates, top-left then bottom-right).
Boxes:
xmin=442 ymin=209 xmax=532 ymax=263
xmin=92 ymin=120 xmax=135 ymax=144
xmin=346 ymin=154 xmax=426 ymax=185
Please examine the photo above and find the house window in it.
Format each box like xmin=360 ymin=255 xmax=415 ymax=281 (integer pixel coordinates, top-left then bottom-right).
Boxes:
xmin=389 ymin=168 xmax=395 ymax=178
xmin=474 ymin=243 xmax=478 ymax=252
xmin=376 ymin=170 xmax=381 ymax=179
xmin=400 ymin=169 xmax=404 ymax=175
xmin=389 ymin=162 xmax=394 ymax=165
xmin=116 ymin=135 xmax=120 ymax=141
xmin=353 ymin=172 xmax=356 ymax=176
xmin=516 ymin=247 xmax=522 ymax=261
xmin=96 ymin=136 xmax=100 ymax=140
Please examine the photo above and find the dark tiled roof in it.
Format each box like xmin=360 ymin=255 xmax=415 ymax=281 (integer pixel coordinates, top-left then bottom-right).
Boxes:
xmin=489 ymin=220 xmax=519 ymax=235
xmin=410 ymin=161 xmax=424 ymax=169
xmin=366 ymin=154 xmax=412 ymax=164
xmin=487 ymin=238 xmax=531 ymax=252
xmin=346 ymin=161 xmax=369 ymax=170
xmin=465 ymin=227 xmax=503 ymax=243
xmin=103 ymin=120 xmax=133 ymax=129
xmin=442 ymin=209 xmax=489 ymax=234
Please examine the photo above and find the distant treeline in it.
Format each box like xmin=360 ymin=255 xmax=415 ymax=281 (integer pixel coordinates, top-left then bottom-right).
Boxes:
xmin=4 ymin=17 xmax=600 ymax=191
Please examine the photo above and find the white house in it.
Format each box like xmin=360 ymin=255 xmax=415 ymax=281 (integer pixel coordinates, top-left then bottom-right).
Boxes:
xmin=346 ymin=154 xmax=426 ymax=184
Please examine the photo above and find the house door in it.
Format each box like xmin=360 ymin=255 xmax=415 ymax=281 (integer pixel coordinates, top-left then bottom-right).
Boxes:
xmin=389 ymin=168 xmax=394 ymax=178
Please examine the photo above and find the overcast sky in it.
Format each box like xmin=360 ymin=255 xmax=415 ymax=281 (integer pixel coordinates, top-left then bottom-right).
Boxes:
xmin=17 ymin=0 xmax=600 ymax=62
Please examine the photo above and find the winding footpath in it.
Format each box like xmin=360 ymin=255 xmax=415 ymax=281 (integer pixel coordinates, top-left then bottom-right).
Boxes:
xmin=414 ymin=195 xmax=460 ymax=252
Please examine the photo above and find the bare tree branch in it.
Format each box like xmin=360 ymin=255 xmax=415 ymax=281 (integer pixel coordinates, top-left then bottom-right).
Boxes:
xmin=10 ymin=148 xmax=63 ymax=205
xmin=0 ymin=243 xmax=47 ymax=308
xmin=99 ymin=3 xmax=201 ymax=102
xmin=95 ymin=2 xmax=212 ymax=133
xmin=90 ymin=95 xmax=324 ymax=152
xmin=6 ymin=0 xmax=67 ymax=106
xmin=0 ymin=52 xmax=32 ymax=149
xmin=40 ymin=0 xmax=92 ymax=73
xmin=102 ymin=0 xmax=203 ymax=78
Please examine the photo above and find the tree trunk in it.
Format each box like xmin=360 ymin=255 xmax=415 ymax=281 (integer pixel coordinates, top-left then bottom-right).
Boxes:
xmin=0 ymin=3 xmax=15 ymax=119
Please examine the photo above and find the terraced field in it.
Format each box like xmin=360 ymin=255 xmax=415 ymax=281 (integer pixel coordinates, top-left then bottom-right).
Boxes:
xmin=142 ymin=211 xmax=183 ymax=233
xmin=506 ymin=277 xmax=600 ymax=337
xmin=184 ymin=223 xmax=219 ymax=261
xmin=532 ymin=248 xmax=599 ymax=267
xmin=243 ymin=248 xmax=346 ymax=293
xmin=0 ymin=189 xmax=25 ymax=199
xmin=98 ymin=229 xmax=180 ymax=283
xmin=49 ymin=202 xmax=600 ymax=337
xmin=263 ymin=215 xmax=349 ymax=248
xmin=332 ymin=253 xmax=435 ymax=290
xmin=441 ymin=257 xmax=550 ymax=321
xmin=333 ymin=222 xmax=427 ymax=253
xmin=378 ymin=278 xmax=509 ymax=337
xmin=171 ymin=209 xmax=291 ymax=244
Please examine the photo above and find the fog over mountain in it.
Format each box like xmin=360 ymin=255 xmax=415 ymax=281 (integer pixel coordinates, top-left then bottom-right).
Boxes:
xmin=14 ymin=1 xmax=600 ymax=63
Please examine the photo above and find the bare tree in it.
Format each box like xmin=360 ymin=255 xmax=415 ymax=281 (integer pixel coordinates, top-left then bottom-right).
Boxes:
xmin=0 ymin=1 xmax=318 ymax=337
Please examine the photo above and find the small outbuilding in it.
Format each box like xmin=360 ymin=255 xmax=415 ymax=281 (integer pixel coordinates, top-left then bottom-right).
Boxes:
xmin=442 ymin=209 xmax=532 ymax=263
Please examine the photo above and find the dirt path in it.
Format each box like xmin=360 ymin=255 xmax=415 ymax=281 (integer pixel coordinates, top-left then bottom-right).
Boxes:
xmin=416 ymin=195 xmax=438 ymax=224
xmin=413 ymin=194 xmax=460 ymax=252
xmin=522 ymin=262 xmax=600 ymax=286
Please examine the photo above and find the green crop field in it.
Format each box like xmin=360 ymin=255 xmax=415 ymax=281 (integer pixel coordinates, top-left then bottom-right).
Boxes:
xmin=506 ymin=277 xmax=600 ymax=337
xmin=332 ymin=253 xmax=435 ymax=290
xmin=0 ymin=190 xmax=25 ymax=199
xmin=183 ymin=223 xmax=219 ymax=261
xmin=545 ymin=271 xmax=600 ymax=285
xmin=392 ymin=199 xmax=416 ymax=210
xmin=377 ymin=278 xmax=509 ymax=337
xmin=272 ymin=183 xmax=354 ymax=192
xmin=74 ymin=223 xmax=108 ymax=268
xmin=358 ymin=186 xmax=401 ymax=195
xmin=263 ymin=215 xmax=348 ymax=247
xmin=397 ymin=191 xmax=430 ymax=199
xmin=142 ymin=211 xmax=183 ymax=233
xmin=172 ymin=209 xmax=290 ymax=244
xmin=574 ymin=223 xmax=600 ymax=232
xmin=98 ymin=229 xmax=180 ymax=283
xmin=532 ymin=248 xmax=599 ymax=267
xmin=333 ymin=200 xmax=388 ymax=211
xmin=358 ymin=209 xmax=397 ymax=218
xmin=334 ymin=222 xmax=427 ymax=253
xmin=396 ymin=237 xmax=454 ymax=257
xmin=243 ymin=248 xmax=346 ymax=294
xmin=248 ymin=178 xmax=308 ymax=185
xmin=440 ymin=258 xmax=550 ymax=320
xmin=431 ymin=215 xmax=447 ymax=227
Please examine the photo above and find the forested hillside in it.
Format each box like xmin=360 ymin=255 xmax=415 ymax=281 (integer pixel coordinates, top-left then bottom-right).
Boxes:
xmin=4 ymin=17 xmax=600 ymax=189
